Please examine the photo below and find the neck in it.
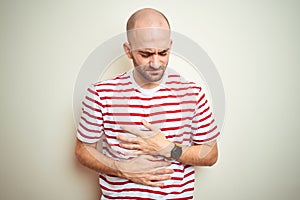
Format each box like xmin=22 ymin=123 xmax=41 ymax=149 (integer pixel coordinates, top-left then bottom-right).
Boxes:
xmin=133 ymin=70 xmax=162 ymax=89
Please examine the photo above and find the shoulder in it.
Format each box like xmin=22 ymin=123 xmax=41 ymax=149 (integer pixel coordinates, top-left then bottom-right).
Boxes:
xmin=165 ymin=68 xmax=202 ymax=92
xmin=91 ymin=72 xmax=131 ymax=89
xmin=87 ymin=71 xmax=134 ymax=98
xmin=93 ymin=72 xmax=130 ymax=85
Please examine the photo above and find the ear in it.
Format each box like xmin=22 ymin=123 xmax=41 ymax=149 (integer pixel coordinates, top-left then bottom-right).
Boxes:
xmin=169 ymin=39 xmax=173 ymax=49
xmin=123 ymin=42 xmax=133 ymax=59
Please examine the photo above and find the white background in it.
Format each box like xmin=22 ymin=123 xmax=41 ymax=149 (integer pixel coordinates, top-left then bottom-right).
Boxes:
xmin=0 ymin=0 xmax=299 ymax=199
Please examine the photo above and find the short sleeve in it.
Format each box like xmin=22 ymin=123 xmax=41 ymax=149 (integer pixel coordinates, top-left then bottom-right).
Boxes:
xmin=191 ymin=87 xmax=220 ymax=144
xmin=76 ymin=84 xmax=103 ymax=143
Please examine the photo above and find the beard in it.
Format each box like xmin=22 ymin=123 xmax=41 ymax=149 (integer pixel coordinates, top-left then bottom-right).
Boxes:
xmin=132 ymin=57 xmax=168 ymax=83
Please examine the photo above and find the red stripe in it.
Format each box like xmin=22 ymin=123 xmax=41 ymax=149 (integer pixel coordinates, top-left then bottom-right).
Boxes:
xmin=104 ymin=120 xmax=141 ymax=126
xmin=168 ymin=74 xmax=180 ymax=78
xmin=96 ymin=88 xmax=137 ymax=93
xmin=100 ymin=184 xmax=195 ymax=196
xmin=77 ymin=128 xmax=101 ymax=140
xmin=165 ymin=81 xmax=194 ymax=85
xmin=169 ymin=167 xmax=194 ymax=176
xmin=193 ymin=131 xmax=220 ymax=143
xmin=197 ymin=93 xmax=205 ymax=105
xmin=101 ymin=92 xmax=198 ymax=101
xmin=198 ymin=99 xmax=208 ymax=110
xmin=103 ymin=133 xmax=117 ymax=139
xmin=82 ymin=101 xmax=101 ymax=113
xmin=194 ymin=125 xmax=218 ymax=136
xmin=93 ymin=74 xmax=128 ymax=85
xmin=193 ymin=108 xmax=210 ymax=120
xmin=100 ymin=184 xmax=166 ymax=195
xmin=191 ymin=119 xmax=215 ymax=131
xmin=199 ymin=106 xmax=210 ymax=116
xmin=87 ymin=87 xmax=98 ymax=96
xmin=151 ymin=109 xmax=194 ymax=116
xmin=102 ymin=194 xmax=154 ymax=200
xmin=102 ymin=193 xmax=193 ymax=200
xmin=104 ymin=127 xmax=125 ymax=134
xmin=98 ymin=82 xmax=132 ymax=86
xmin=100 ymin=174 xmax=131 ymax=185
xmin=162 ymin=179 xmax=195 ymax=189
xmin=105 ymin=124 xmax=193 ymax=133
xmin=109 ymin=143 xmax=121 ymax=147
xmin=103 ymin=112 xmax=150 ymax=117
xmin=103 ymin=109 xmax=195 ymax=117
xmin=167 ymin=196 xmax=193 ymax=200
xmin=166 ymin=131 xmax=191 ymax=139
xmin=114 ymin=75 xmax=130 ymax=80
xmin=160 ymin=86 xmax=199 ymax=92
xmin=199 ymin=112 xmax=212 ymax=123
xmin=79 ymin=122 xmax=100 ymax=133
xmin=106 ymin=101 xmax=196 ymax=109
xmin=151 ymin=117 xmax=193 ymax=124
xmin=85 ymin=96 xmax=103 ymax=107
xmin=82 ymin=110 xmax=102 ymax=120
xmin=102 ymin=147 xmax=118 ymax=159
xmin=80 ymin=116 xmax=102 ymax=127
xmin=200 ymin=119 xmax=215 ymax=129
xmin=161 ymin=124 xmax=192 ymax=131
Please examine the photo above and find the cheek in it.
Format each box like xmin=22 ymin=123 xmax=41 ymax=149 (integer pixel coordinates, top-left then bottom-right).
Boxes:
xmin=161 ymin=55 xmax=170 ymax=64
xmin=134 ymin=57 xmax=149 ymax=66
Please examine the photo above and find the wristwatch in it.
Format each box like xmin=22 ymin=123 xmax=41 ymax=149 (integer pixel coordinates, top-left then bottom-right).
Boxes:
xmin=170 ymin=143 xmax=182 ymax=160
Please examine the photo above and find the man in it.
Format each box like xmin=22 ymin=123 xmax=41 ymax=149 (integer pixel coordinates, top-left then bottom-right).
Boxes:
xmin=75 ymin=8 xmax=220 ymax=199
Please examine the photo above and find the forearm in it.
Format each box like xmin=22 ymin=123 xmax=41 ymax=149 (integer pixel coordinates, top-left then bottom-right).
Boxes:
xmin=177 ymin=142 xmax=218 ymax=166
xmin=167 ymin=142 xmax=218 ymax=166
xmin=75 ymin=139 xmax=122 ymax=177
xmin=75 ymin=139 xmax=174 ymax=187
xmin=118 ymin=120 xmax=219 ymax=166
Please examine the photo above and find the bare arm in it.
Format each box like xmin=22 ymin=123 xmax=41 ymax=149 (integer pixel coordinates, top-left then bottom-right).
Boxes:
xmin=75 ymin=139 xmax=119 ymax=176
xmin=178 ymin=141 xmax=218 ymax=166
xmin=75 ymin=139 xmax=174 ymax=187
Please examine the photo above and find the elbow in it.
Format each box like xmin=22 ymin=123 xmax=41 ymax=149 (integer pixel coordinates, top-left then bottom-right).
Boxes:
xmin=207 ymin=153 xmax=218 ymax=166
xmin=205 ymin=147 xmax=218 ymax=167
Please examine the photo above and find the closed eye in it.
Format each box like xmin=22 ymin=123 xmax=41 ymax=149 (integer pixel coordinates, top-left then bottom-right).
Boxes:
xmin=138 ymin=48 xmax=170 ymax=58
xmin=140 ymin=53 xmax=152 ymax=58
xmin=158 ymin=49 xmax=169 ymax=56
xmin=158 ymin=52 xmax=168 ymax=56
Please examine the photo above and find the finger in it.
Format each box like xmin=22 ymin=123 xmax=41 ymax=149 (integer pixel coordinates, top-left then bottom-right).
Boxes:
xmin=141 ymin=119 xmax=159 ymax=132
xmin=149 ymin=174 xmax=172 ymax=182
xmin=119 ymin=143 xmax=140 ymax=150
xmin=151 ymin=168 xmax=174 ymax=176
xmin=144 ymin=180 xmax=164 ymax=187
xmin=117 ymin=135 xmax=139 ymax=143
xmin=120 ymin=125 xmax=142 ymax=137
xmin=131 ymin=150 xmax=144 ymax=155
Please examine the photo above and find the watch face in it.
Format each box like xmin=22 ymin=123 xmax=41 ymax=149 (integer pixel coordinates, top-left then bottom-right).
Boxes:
xmin=171 ymin=145 xmax=182 ymax=160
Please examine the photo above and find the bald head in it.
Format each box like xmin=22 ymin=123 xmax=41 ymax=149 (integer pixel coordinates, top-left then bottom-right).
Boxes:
xmin=126 ymin=8 xmax=170 ymax=31
xmin=124 ymin=8 xmax=172 ymax=52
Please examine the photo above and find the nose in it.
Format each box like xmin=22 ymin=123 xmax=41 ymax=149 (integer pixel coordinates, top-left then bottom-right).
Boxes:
xmin=149 ymin=54 xmax=160 ymax=69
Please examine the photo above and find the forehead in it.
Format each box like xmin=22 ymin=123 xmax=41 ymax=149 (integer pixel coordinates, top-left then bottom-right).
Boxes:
xmin=127 ymin=28 xmax=171 ymax=50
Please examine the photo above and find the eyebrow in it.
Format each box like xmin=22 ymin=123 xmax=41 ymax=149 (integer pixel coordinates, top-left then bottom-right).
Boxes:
xmin=138 ymin=48 xmax=170 ymax=55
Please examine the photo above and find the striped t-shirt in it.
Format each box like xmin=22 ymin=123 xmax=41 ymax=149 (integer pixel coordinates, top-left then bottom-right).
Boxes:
xmin=77 ymin=68 xmax=220 ymax=199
